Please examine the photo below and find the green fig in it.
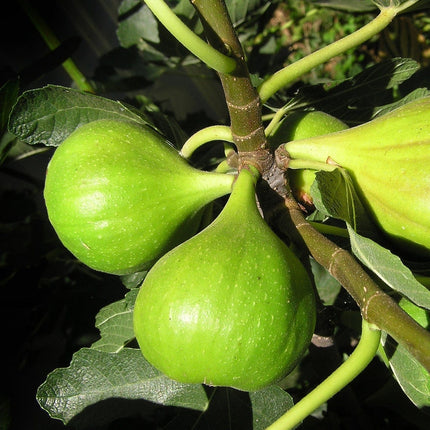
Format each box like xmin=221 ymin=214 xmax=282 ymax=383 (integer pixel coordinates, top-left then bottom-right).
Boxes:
xmin=44 ymin=119 xmax=234 ymax=275
xmin=133 ymin=167 xmax=316 ymax=391
xmin=268 ymin=110 xmax=348 ymax=207
xmin=283 ymin=97 xmax=430 ymax=256
xmin=268 ymin=110 xmax=348 ymax=146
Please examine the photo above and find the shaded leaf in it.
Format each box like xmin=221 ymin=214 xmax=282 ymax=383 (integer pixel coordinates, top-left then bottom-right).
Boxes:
xmin=372 ymin=87 xmax=430 ymax=118
xmin=310 ymin=259 xmax=342 ymax=306
xmin=348 ymin=226 xmax=430 ymax=310
xmin=226 ymin=0 xmax=268 ymax=25
xmin=1 ymin=78 xmax=20 ymax=133
xmin=310 ymin=168 xmax=377 ymax=237
xmin=8 ymin=85 xmax=148 ymax=146
xmin=120 ymin=270 xmax=148 ymax=289
xmin=292 ymin=58 xmax=421 ymax=124
xmin=117 ymin=0 xmax=159 ymax=47
xmin=381 ymin=298 xmax=430 ymax=408
xmin=0 ymin=79 xmax=20 ymax=163
xmin=250 ymin=385 xmax=294 ymax=430
xmin=91 ymin=290 xmax=138 ymax=353
xmin=36 ymin=348 xmax=208 ymax=425
xmin=310 ymin=0 xmax=376 ymax=12
xmin=0 ymin=132 xmax=18 ymax=165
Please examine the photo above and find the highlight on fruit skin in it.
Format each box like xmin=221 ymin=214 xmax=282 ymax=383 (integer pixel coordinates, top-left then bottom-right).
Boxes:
xmin=283 ymin=97 xmax=430 ymax=257
xmin=43 ymin=119 xmax=235 ymax=275
xmin=133 ymin=167 xmax=316 ymax=392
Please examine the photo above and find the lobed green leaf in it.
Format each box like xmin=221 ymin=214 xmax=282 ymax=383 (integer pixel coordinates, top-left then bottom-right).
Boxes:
xmin=36 ymin=348 xmax=209 ymax=425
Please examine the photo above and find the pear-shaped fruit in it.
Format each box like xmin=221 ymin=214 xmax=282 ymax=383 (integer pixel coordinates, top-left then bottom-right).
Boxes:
xmin=44 ymin=119 xmax=234 ymax=275
xmin=284 ymin=97 xmax=430 ymax=256
xmin=133 ymin=168 xmax=316 ymax=391
xmin=268 ymin=110 xmax=348 ymax=207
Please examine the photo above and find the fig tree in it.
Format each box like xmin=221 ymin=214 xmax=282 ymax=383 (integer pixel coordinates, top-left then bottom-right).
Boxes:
xmin=44 ymin=119 xmax=234 ymax=275
xmin=133 ymin=167 xmax=316 ymax=391
xmin=283 ymin=97 xmax=430 ymax=256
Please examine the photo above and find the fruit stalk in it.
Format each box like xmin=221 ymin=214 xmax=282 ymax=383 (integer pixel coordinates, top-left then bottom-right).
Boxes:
xmin=266 ymin=320 xmax=381 ymax=430
xmin=191 ymin=0 xmax=269 ymax=161
xmin=180 ymin=125 xmax=233 ymax=159
xmin=257 ymin=6 xmax=397 ymax=103
xmin=143 ymin=0 xmax=236 ymax=74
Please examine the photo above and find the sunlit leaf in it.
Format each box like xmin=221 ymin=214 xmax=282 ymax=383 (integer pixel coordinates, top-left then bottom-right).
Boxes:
xmin=36 ymin=348 xmax=208 ymax=425
xmin=8 ymin=85 xmax=148 ymax=146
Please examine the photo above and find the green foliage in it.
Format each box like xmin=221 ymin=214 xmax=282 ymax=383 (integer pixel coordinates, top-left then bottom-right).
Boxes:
xmin=2 ymin=0 xmax=430 ymax=429
xmin=36 ymin=348 xmax=209 ymax=425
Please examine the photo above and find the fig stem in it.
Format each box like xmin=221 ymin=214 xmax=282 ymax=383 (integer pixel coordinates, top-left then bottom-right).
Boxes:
xmin=214 ymin=160 xmax=234 ymax=174
xmin=266 ymin=320 xmax=381 ymax=430
xmin=17 ymin=0 xmax=95 ymax=93
xmin=180 ymin=125 xmax=233 ymax=159
xmin=264 ymin=104 xmax=293 ymax=138
xmin=257 ymin=6 xmax=397 ymax=103
xmin=143 ymin=0 xmax=237 ymax=74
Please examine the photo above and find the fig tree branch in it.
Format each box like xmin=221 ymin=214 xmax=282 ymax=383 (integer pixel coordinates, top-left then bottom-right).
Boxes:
xmin=191 ymin=0 xmax=269 ymax=159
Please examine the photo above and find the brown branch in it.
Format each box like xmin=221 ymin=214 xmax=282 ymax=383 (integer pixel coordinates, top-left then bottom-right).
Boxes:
xmin=191 ymin=0 xmax=268 ymax=160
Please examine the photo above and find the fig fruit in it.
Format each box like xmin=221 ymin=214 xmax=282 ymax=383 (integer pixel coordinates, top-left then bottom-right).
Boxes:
xmin=268 ymin=110 xmax=348 ymax=206
xmin=44 ymin=119 xmax=234 ymax=275
xmin=133 ymin=167 xmax=316 ymax=391
xmin=283 ymin=97 xmax=430 ymax=256
xmin=268 ymin=110 xmax=348 ymax=145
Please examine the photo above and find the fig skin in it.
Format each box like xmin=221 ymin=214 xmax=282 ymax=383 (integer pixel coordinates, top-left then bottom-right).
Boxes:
xmin=134 ymin=168 xmax=316 ymax=392
xmin=44 ymin=119 xmax=234 ymax=275
xmin=268 ymin=110 xmax=348 ymax=207
xmin=268 ymin=110 xmax=348 ymax=146
xmin=284 ymin=97 xmax=430 ymax=256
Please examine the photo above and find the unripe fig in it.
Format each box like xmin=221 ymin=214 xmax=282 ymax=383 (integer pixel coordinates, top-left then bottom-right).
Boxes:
xmin=133 ymin=168 xmax=316 ymax=391
xmin=268 ymin=110 xmax=348 ymax=145
xmin=44 ymin=120 xmax=234 ymax=275
xmin=283 ymin=97 xmax=430 ymax=256
xmin=268 ymin=110 xmax=348 ymax=207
